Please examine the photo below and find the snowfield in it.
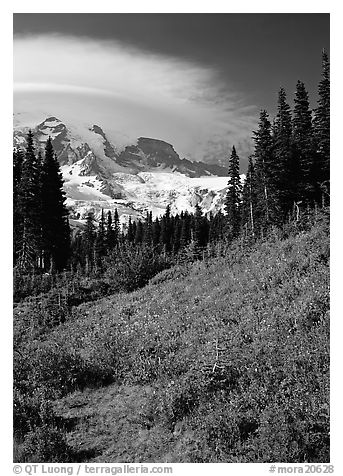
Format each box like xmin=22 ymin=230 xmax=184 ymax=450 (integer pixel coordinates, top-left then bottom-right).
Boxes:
xmin=64 ymin=169 xmax=244 ymax=226
xmin=14 ymin=113 xmax=244 ymax=226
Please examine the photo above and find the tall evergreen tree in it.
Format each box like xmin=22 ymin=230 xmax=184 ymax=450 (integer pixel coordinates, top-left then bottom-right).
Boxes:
xmin=127 ymin=216 xmax=135 ymax=243
xmin=313 ymin=50 xmax=330 ymax=204
xmin=95 ymin=209 xmax=107 ymax=266
xmin=273 ymin=88 xmax=296 ymax=217
xmin=143 ymin=211 xmax=153 ymax=245
xmin=13 ymin=148 xmax=24 ymax=195
xmin=160 ymin=205 xmax=172 ymax=252
xmin=292 ymin=80 xmax=315 ymax=203
xmin=106 ymin=210 xmax=115 ymax=250
xmin=193 ymin=204 xmax=208 ymax=249
xmin=152 ymin=217 xmax=161 ymax=246
xmin=225 ymin=146 xmax=242 ymax=240
xmin=209 ymin=210 xmax=225 ymax=243
xmin=17 ymin=131 xmax=43 ymax=271
xmin=253 ymin=110 xmax=277 ymax=229
xmin=180 ymin=211 xmax=192 ymax=248
xmin=134 ymin=220 xmax=144 ymax=245
xmin=83 ymin=212 xmax=96 ymax=271
xmin=41 ymin=137 xmax=70 ymax=271
xmin=113 ymin=209 xmax=121 ymax=246
xmin=172 ymin=214 xmax=182 ymax=253
xmin=242 ymin=156 xmax=258 ymax=238
xmin=131 ymin=220 xmax=137 ymax=244
xmin=13 ymin=149 xmax=24 ymax=265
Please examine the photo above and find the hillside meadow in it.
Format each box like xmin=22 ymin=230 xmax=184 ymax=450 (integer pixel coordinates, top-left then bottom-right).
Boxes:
xmin=14 ymin=211 xmax=330 ymax=463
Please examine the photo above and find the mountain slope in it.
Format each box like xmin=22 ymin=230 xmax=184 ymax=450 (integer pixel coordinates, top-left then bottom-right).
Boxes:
xmin=14 ymin=214 xmax=330 ymax=462
xmin=13 ymin=116 xmax=234 ymax=222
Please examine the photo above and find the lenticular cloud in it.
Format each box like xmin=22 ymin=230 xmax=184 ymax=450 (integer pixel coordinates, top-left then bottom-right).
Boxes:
xmin=14 ymin=34 xmax=257 ymax=163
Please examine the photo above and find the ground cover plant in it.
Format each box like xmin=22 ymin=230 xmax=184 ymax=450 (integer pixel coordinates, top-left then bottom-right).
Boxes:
xmin=14 ymin=211 xmax=330 ymax=463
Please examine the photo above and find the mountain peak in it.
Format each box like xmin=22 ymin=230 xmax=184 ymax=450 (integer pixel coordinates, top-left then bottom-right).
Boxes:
xmin=37 ymin=116 xmax=64 ymax=128
xmin=91 ymin=124 xmax=105 ymax=135
xmin=13 ymin=115 xmax=234 ymax=222
xmin=45 ymin=116 xmax=62 ymax=123
xmin=90 ymin=124 xmax=118 ymax=160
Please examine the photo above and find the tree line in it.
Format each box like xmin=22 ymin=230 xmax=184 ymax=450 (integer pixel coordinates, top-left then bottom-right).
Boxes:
xmin=70 ymin=203 xmax=219 ymax=273
xmin=13 ymin=51 xmax=329 ymax=278
xmin=227 ymin=50 xmax=329 ymax=241
xmin=14 ymin=133 xmax=70 ymax=272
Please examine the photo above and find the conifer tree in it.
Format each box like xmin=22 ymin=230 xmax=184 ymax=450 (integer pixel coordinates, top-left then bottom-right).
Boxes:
xmin=180 ymin=211 xmax=192 ymax=248
xmin=253 ymin=110 xmax=276 ymax=229
xmin=225 ymin=146 xmax=242 ymax=240
xmin=293 ymin=80 xmax=315 ymax=203
xmin=41 ymin=137 xmax=70 ymax=271
xmin=17 ymin=131 xmax=43 ymax=271
xmin=131 ymin=220 xmax=137 ymax=244
xmin=152 ymin=217 xmax=161 ymax=246
xmin=134 ymin=220 xmax=144 ymax=245
xmin=13 ymin=149 xmax=24 ymax=265
xmin=193 ymin=204 xmax=208 ymax=249
xmin=160 ymin=205 xmax=172 ymax=252
xmin=127 ymin=216 xmax=135 ymax=243
xmin=273 ymin=88 xmax=296 ymax=218
xmin=172 ymin=214 xmax=182 ymax=254
xmin=83 ymin=212 xmax=96 ymax=271
xmin=242 ymin=156 xmax=258 ymax=238
xmin=106 ymin=211 xmax=115 ymax=250
xmin=313 ymin=50 xmax=330 ymax=204
xmin=13 ymin=148 xmax=24 ymax=195
xmin=209 ymin=210 xmax=225 ymax=243
xmin=95 ymin=209 xmax=106 ymax=266
xmin=70 ymin=230 xmax=84 ymax=271
xmin=113 ymin=209 xmax=121 ymax=246
xmin=143 ymin=211 xmax=153 ymax=245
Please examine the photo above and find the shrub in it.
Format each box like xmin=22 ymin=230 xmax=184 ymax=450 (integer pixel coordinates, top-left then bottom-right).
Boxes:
xmin=18 ymin=424 xmax=72 ymax=463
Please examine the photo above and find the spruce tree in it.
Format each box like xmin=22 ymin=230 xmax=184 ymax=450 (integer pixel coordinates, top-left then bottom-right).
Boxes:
xmin=113 ymin=209 xmax=120 ymax=246
xmin=160 ymin=205 xmax=172 ymax=252
xmin=273 ymin=88 xmax=296 ymax=218
xmin=131 ymin=220 xmax=137 ymax=244
xmin=143 ymin=211 xmax=153 ymax=245
xmin=95 ymin=209 xmax=107 ymax=266
xmin=13 ymin=149 xmax=24 ymax=266
xmin=253 ymin=110 xmax=277 ymax=229
xmin=106 ymin=210 xmax=115 ymax=250
xmin=209 ymin=211 xmax=225 ymax=243
xmin=127 ymin=216 xmax=135 ymax=243
xmin=172 ymin=214 xmax=182 ymax=254
xmin=180 ymin=211 xmax=192 ymax=248
xmin=242 ymin=156 xmax=258 ymax=238
xmin=17 ymin=131 xmax=43 ymax=271
xmin=313 ymin=50 xmax=330 ymax=204
xmin=193 ymin=204 xmax=209 ymax=250
xmin=70 ymin=230 xmax=85 ymax=271
xmin=152 ymin=217 xmax=161 ymax=246
xmin=293 ymin=80 xmax=315 ymax=204
xmin=134 ymin=220 xmax=144 ymax=245
xmin=225 ymin=146 xmax=242 ymax=240
xmin=83 ymin=212 xmax=96 ymax=271
xmin=41 ymin=137 xmax=70 ymax=271
xmin=13 ymin=148 xmax=24 ymax=195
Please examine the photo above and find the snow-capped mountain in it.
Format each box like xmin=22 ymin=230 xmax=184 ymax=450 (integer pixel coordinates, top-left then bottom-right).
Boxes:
xmin=13 ymin=116 xmax=239 ymax=226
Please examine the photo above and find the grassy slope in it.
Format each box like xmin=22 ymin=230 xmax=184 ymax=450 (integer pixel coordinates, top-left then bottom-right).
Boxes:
xmin=16 ymin=215 xmax=330 ymax=463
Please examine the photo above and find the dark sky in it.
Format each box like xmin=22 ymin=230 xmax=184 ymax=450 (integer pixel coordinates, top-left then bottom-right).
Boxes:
xmin=14 ymin=13 xmax=330 ymax=115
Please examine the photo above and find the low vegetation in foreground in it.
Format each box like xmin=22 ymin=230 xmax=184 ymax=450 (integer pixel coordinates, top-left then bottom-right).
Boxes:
xmin=14 ymin=211 xmax=330 ymax=463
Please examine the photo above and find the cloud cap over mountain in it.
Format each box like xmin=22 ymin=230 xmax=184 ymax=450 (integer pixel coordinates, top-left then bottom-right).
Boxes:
xmin=14 ymin=34 xmax=257 ymax=167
